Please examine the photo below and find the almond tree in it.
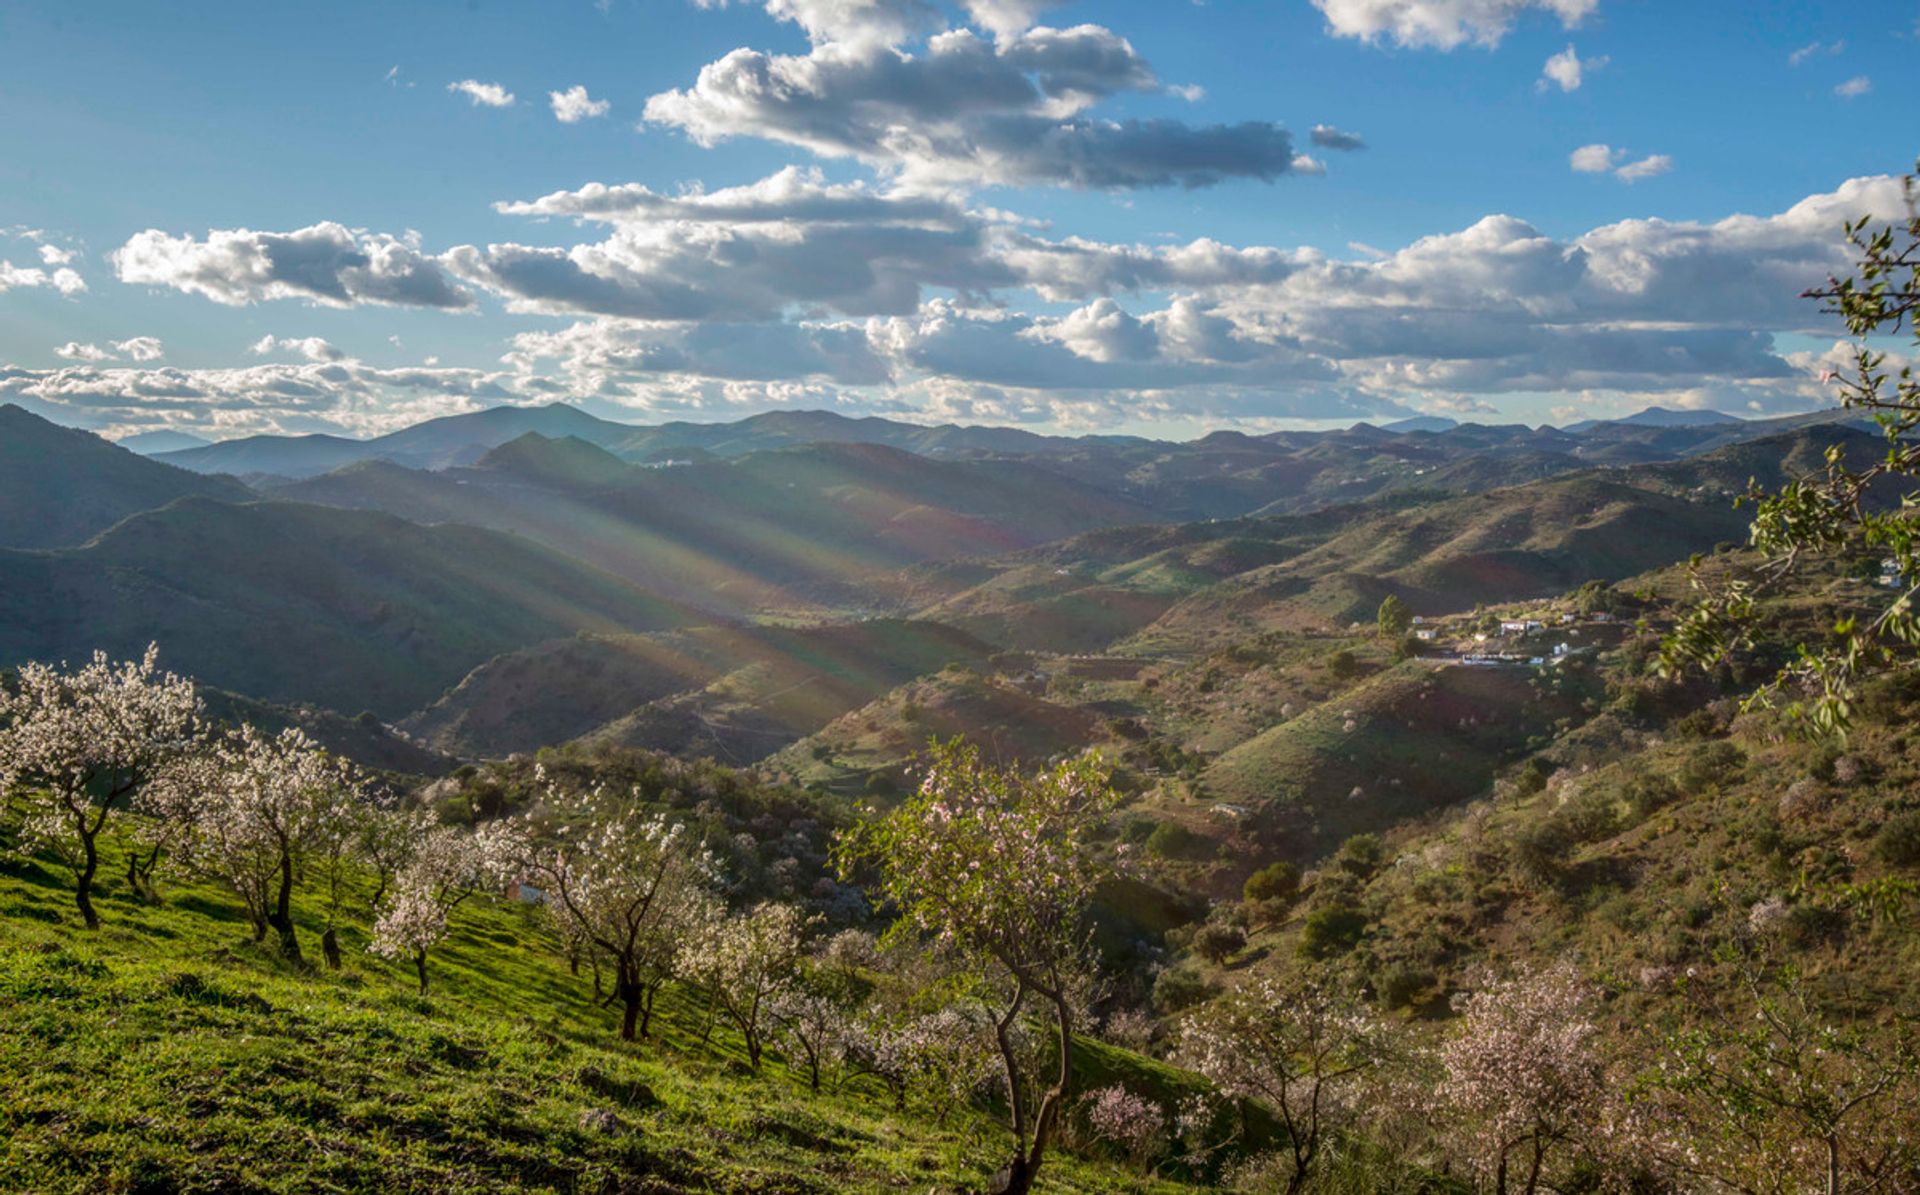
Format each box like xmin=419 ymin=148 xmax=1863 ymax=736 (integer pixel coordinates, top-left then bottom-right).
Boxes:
xmin=1180 ymin=974 xmax=1386 ymax=1195
xmin=1433 ymin=964 xmax=1609 ymax=1194
xmin=836 ymin=738 xmax=1118 ymax=1195
xmin=0 ymin=646 xmax=199 ymax=929
xmin=1663 ymin=164 xmax=1920 ymax=735
xmin=680 ymin=900 xmax=809 ymax=1070
xmin=511 ymin=774 xmax=720 ymax=1041
xmin=145 ymin=723 xmax=360 ymax=960
xmin=369 ymin=823 xmax=515 ymax=994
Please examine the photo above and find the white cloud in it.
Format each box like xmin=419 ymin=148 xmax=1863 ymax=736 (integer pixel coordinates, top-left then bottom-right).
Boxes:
xmin=549 ymin=85 xmax=610 ymax=122
xmin=0 ymin=260 xmax=86 ymax=296
xmin=694 ymin=0 xmax=946 ymax=46
xmin=250 ymin=334 xmax=346 ymax=362
xmin=56 ymin=342 xmax=114 ymax=362
xmin=1613 ymin=152 xmax=1671 ymax=182
xmin=1834 ymin=75 xmax=1871 ymax=98
xmin=1569 ymin=143 xmax=1618 ymax=172
xmin=448 ymin=79 xmax=516 ymax=107
xmin=112 ymin=223 xmax=474 ymax=309
xmin=1539 ymin=43 xmax=1604 ymax=91
xmin=1787 ymin=39 xmax=1842 ymax=66
xmin=645 ymin=22 xmax=1310 ymax=190
xmin=962 ymin=0 xmax=1065 ymax=40
xmin=0 ymin=359 xmax=516 ymax=440
xmin=37 ymin=244 xmax=76 ymax=266
xmin=113 ymin=336 xmax=166 ymax=362
xmin=1570 ymin=143 xmax=1669 ymax=181
xmin=1311 ymin=0 xmax=1597 ymax=50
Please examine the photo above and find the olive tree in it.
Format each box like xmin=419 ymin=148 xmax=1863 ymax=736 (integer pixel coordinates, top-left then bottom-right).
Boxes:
xmin=837 ymin=737 xmax=1117 ymax=1195
xmin=0 ymin=646 xmax=199 ymax=929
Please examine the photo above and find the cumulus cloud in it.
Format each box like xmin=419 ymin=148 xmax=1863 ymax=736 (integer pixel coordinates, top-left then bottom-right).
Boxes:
xmin=113 ymin=336 xmax=166 ymax=362
xmin=1312 ymin=0 xmax=1597 ymax=50
xmin=962 ymin=0 xmax=1066 ymax=40
xmin=694 ymin=0 xmax=946 ymax=46
xmin=507 ymin=316 xmax=892 ymax=386
xmin=448 ymin=79 xmax=515 ymax=107
xmin=56 ymin=342 xmax=114 ymax=362
xmin=645 ymin=23 xmax=1309 ymax=190
xmin=1570 ymin=144 xmax=1669 ymax=181
xmin=457 ymin=167 xmax=1022 ymax=320
xmin=549 ymin=85 xmax=611 ymax=122
xmin=1309 ymin=124 xmax=1367 ymax=151
xmin=112 ymin=223 xmax=475 ymax=310
xmin=37 ymin=244 xmax=76 ymax=266
xmin=1538 ymin=43 xmax=1604 ymax=91
xmin=1834 ymin=75 xmax=1871 ymax=99
xmin=251 ymin=334 xmax=346 ymax=362
xmin=0 ymin=359 xmax=517 ymax=440
xmin=0 ymin=260 xmax=86 ymax=296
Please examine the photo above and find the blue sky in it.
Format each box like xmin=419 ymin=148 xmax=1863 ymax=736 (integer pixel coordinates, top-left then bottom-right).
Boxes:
xmin=1 ymin=0 xmax=1914 ymax=440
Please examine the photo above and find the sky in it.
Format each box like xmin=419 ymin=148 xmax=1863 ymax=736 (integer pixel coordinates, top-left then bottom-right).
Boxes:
xmin=0 ymin=0 xmax=1915 ymax=442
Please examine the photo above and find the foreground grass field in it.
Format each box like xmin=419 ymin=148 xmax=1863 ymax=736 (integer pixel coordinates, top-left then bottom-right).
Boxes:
xmin=0 ymin=841 xmax=1196 ymax=1194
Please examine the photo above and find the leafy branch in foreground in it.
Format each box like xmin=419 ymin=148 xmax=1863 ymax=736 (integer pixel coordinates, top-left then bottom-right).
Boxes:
xmin=1662 ymin=163 xmax=1920 ymax=735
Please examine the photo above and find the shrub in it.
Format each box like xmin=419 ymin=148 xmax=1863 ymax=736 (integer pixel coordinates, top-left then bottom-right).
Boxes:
xmin=1192 ymin=921 xmax=1247 ymax=965
xmin=1151 ymin=965 xmax=1218 ymax=1014
xmin=1876 ymin=812 xmax=1920 ymax=868
xmin=1298 ymin=906 xmax=1367 ymax=959
xmin=1676 ymin=741 xmax=1745 ymax=795
xmin=1243 ymin=861 xmax=1300 ymax=907
xmin=1145 ymin=821 xmax=1208 ymax=860
xmin=1374 ymin=962 xmax=1435 ymax=1010
xmin=1327 ymin=649 xmax=1359 ymax=680
xmin=1336 ymin=834 xmax=1385 ymax=879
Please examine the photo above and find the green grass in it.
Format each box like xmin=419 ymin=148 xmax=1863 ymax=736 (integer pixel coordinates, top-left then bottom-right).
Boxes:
xmin=0 ymin=844 xmax=1199 ymax=1194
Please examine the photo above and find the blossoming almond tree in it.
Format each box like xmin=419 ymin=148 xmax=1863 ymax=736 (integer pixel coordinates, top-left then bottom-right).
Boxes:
xmin=837 ymin=738 xmax=1118 ymax=1195
xmin=1434 ymin=964 xmax=1610 ymax=1195
xmin=144 ymin=723 xmax=361 ymax=960
xmin=369 ymin=822 xmax=516 ymax=994
xmin=680 ymin=900 xmax=809 ymax=1071
xmin=511 ymin=773 xmax=721 ymax=1041
xmin=0 ymin=646 xmax=198 ymax=929
xmin=1179 ymin=974 xmax=1386 ymax=1195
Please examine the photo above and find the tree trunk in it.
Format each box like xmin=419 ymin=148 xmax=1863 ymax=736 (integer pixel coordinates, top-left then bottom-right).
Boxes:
xmin=414 ymin=949 xmax=429 ymax=996
xmin=621 ymin=991 xmax=641 ymax=1041
xmin=639 ymin=985 xmax=656 ymax=1040
xmin=268 ymin=852 xmax=302 ymax=962
xmin=75 ymin=828 xmax=101 ymax=930
xmin=1522 ymin=1136 xmax=1545 ymax=1195
xmin=321 ymin=927 xmax=342 ymax=970
xmin=1827 ymin=1134 xmax=1841 ymax=1195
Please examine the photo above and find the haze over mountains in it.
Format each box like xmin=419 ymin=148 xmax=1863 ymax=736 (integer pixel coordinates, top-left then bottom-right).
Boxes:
xmin=0 ymin=399 xmax=1876 ymax=775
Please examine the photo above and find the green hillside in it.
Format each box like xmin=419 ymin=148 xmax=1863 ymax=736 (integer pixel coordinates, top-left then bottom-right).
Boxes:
xmin=0 ymin=498 xmax=695 ymax=718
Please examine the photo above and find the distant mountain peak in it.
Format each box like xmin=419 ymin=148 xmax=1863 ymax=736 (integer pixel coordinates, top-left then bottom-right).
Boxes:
xmin=1563 ymin=406 xmax=1745 ymax=433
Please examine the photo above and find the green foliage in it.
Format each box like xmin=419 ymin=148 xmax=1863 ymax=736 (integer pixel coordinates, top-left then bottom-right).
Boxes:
xmin=1876 ymin=812 xmax=1920 ymax=868
xmin=1145 ymin=821 xmax=1208 ymax=860
xmin=1297 ymin=906 xmax=1367 ymax=959
xmin=1376 ymin=595 xmax=1414 ymax=640
xmin=1243 ymin=862 xmax=1301 ymax=907
xmin=1150 ymin=965 xmax=1218 ymax=1014
xmin=1662 ymin=165 xmax=1920 ymax=737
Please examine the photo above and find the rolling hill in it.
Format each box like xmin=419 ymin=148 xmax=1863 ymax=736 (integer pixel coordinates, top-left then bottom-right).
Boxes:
xmin=0 ymin=405 xmax=255 ymax=548
xmin=0 ymin=497 xmax=695 ymax=717
xmin=401 ymin=619 xmax=999 ymax=761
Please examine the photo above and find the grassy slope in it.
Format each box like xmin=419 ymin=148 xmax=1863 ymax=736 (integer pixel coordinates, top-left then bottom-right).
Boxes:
xmin=0 ymin=843 xmax=1193 ymax=1195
